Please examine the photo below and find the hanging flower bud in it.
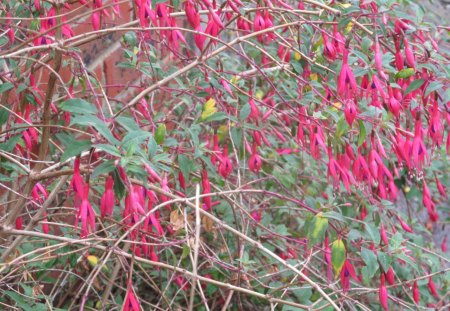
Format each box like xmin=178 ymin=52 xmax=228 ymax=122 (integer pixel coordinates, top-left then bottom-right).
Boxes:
xmin=379 ymin=274 xmax=389 ymax=311
xmin=100 ymin=175 xmax=115 ymax=218
xmin=435 ymin=176 xmax=447 ymax=199
xmin=403 ymin=37 xmax=415 ymax=69
xmin=380 ymin=224 xmax=389 ymax=246
xmin=397 ymin=216 xmax=413 ymax=233
xmin=385 ymin=267 xmax=395 ymax=285
xmin=201 ymin=169 xmax=212 ymax=211
xmin=178 ymin=171 xmax=186 ymax=190
xmin=428 ymin=277 xmax=439 ymax=298
xmin=412 ymin=281 xmax=420 ymax=304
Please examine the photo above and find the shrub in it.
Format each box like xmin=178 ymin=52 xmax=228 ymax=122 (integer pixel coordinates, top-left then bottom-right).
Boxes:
xmin=0 ymin=0 xmax=448 ymax=310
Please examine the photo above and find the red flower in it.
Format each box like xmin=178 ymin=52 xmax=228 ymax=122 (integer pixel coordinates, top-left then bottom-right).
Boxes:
xmin=100 ymin=175 xmax=115 ymax=218
xmin=412 ymin=281 xmax=420 ymax=304
xmin=379 ymin=274 xmax=389 ymax=311
xmin=218 ymin=144 xmax=232 ymax=179
xmin=123 ymin=282 xmax=140 ymax=311
xmin=75 ymin=184 xmax=96 ymax=238
xmin=428 ymin=277 xmax=439 ymax=298
xmin=344 ymin=100 xmax=358 ymax=126
xmin=249 ymin=144 xmax=262 ymax=173
xmin=202 ymin=169 xmax=212 ymax=211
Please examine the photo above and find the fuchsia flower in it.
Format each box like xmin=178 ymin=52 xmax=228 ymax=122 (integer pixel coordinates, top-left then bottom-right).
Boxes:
xmin=340 ymin=259 xmax=358 ymax=293
xmin=201 ymin=169 xmax=212 ymax=211
xmin=412 ymin=118 xmax=428 ymax=171
xmin=374 ymin=38 xmax=388 ymax=80
xmin=403 ymin=37 xmax=415 ymax=69
xmin=337 ymin=50 xmax=358 ymax=99
xmin=428 ymin=103 xmax=443 ymax=146
xmin=185 ymin=0 xmax=200 ymax=28
xmin=380 ymin=224 xmax=389 ymax=246
xmin=210 ymin=134 xmax=220 ymax=165
xmin=100 ymin=175 xmax=115 ymax=218
xmin=428 ymin=277 xmax=439 ymax=298
xmin=277 ymin=45 xmax=290 ymax=62
xmin=32 ymin=183 xmax=49 ymax=233
xmin=379 ymin=273 xmax=389 ymax=311
xmin=218 ymin=144 xmax=232 ymax=178
xmin=412 ymin=280 xmax=420 ymax=304
xmin=435 ymin=176 xmax=447 ymax=199
xmin=397 ymin=216 xmax=413 ymax=233
xmin=323 ymin=35 xmax=336 ymax=61
xmin=75 ymin=184 xmax=96 ymax=238
xmin=387 ymin=87 xmax=402 ymax=118
xmin=385 ymin=267 xmax=395 ymax=285
xmin=248 ymin=143 xmax=262 ymax=173
xmin=248 ymin=96 xmax=260 ymax=122
xmin=344 ymin=100 xmax=358 ymax=126
xmin=123 ymin=282 xmax=140 ymax=311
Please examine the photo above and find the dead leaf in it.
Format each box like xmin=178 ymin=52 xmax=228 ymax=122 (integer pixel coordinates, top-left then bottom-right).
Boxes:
xmin=170 ymin=210 xmax=184 ymax=231
xmin=202 ymin=216 xmax=214 ymax=232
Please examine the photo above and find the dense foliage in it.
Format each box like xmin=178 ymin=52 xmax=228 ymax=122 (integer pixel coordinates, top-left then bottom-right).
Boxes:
xmin=0 ymin=0 xmax=449 ymax=310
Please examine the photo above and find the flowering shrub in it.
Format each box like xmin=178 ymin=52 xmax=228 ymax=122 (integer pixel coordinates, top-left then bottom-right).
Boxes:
xmin=0 ymin=0 xmax=449 ymax=310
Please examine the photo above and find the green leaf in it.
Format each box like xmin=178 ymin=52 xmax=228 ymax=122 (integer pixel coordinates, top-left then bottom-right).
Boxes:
xmin=331 ymin=239 xmax=346 ymax=277
xmin=377 ymin=251 xmax=391 ymax=272
xmin=181 ymin=244 xmax=190 ymax=260
xmin=321 ymin=211 xmax=346 ymax=222
xmin=357 ymin=120 xmax=366 ymax=147
xmin=154 ymin=124 xmax=166 ymax=145
xmin=0 ymin=82 xmax=14 ymax=94
xmin=71 ymin=115 xmax=119 ymax=145
xmin=120 ymin=130 xmax=151 ymax=149
xmin=0 ymin=134 xmax=21 ymax=152
xmin=365 ymin=222 xmax=381 ymax=245
xmin=361 ymin=247 xmax=378 ymax=282
xmin=395 ymin=68 xmax=415 ymax=79
xmin=61 ymin=140 xmax=92 ymax=161
xmin=59 ymin=98 xmax=97 ymax=114
xmin=178 ymin=154 xmax=191 ymax=182
xmin=424 ymin=81 xmax=443 ymax=97
xmin=94 ymin=144 xmax=122 ymax=157
xmin=93 ymin=160 xmax=116 ymax=178
xmin=0 ymin=107 xmax=10 ymax=126
xmin=239 ymin=103 xmax=251 ymax=120
xmin=307 ymin=213 xmax=328 ymax=247
xmin=404 ymin=79 xmax=425 ymax=95
xmin=336 ymin=115 xmax=348 ymax=138
xmin=202 ymin=112 xmax=228 ymax=123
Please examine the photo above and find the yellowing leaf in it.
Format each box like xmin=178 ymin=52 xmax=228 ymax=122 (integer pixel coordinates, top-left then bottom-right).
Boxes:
xmin=307 ymin=213 xmax=329 ymax=247
xmin=231 ymin=75 xmax=239 ymax=85
xmin=345 ymin=22 xmax=354 ymax=33
xmin=338 ymin=3 xmax=351 ymax=8
xmin=294 ymin=52 xmax=302 ymax=61
xmin=217 ymin=125 xmax=228 ymax=142
xmin=201 ymin=98 xmax=217 ymax=120
xmin=331 ymin=239 xmax=346 ymax=278
xmin=255 ymin=90 xmax=264 ymax=100
xmin=332 ymin=102 xmax=342 ymax=109
xmin=154 ymin=123 xmax=166 ymax=144
xmin=87 ymin=255 xmax=99 ymax=267
xmin=310 ymin=73 xmax=318 ymax=82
